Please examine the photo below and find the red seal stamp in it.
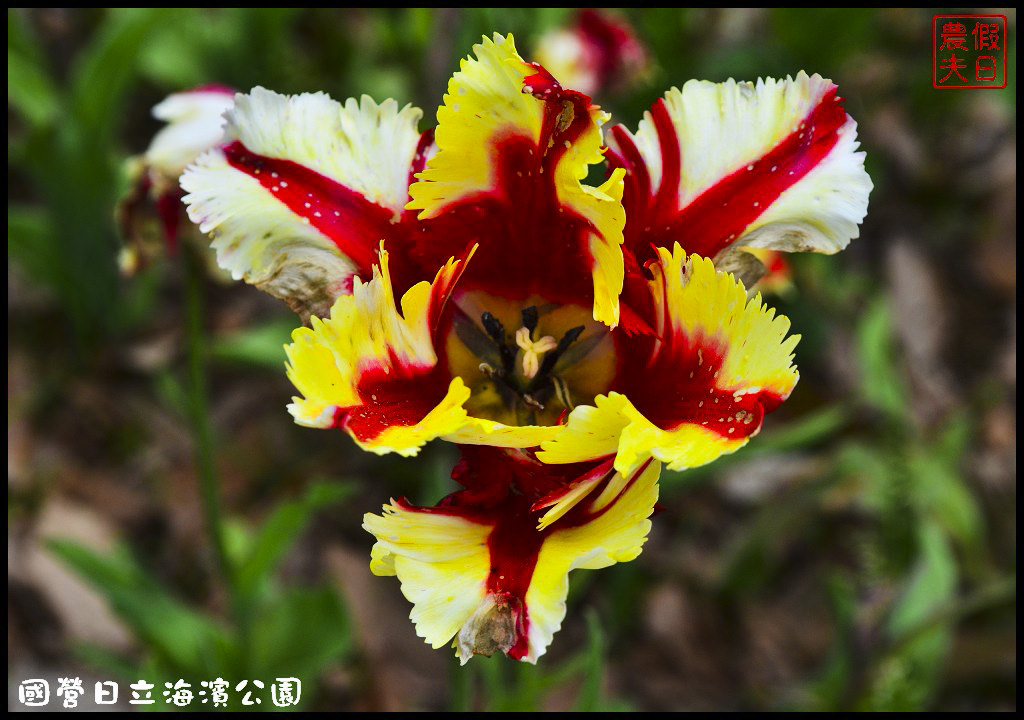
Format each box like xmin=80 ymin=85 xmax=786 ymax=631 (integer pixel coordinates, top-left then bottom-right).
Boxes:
xmin=933 ymin=15 xmax=1008 ymax=89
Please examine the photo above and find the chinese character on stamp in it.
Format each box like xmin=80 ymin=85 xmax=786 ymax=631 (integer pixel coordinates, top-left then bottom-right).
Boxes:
xmin=934 ymin=15 xmax=1008 ymax=89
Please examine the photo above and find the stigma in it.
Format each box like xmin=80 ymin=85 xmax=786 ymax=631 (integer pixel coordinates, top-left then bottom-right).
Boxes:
xmin=514 ymin=327 xmax=557 ymax=379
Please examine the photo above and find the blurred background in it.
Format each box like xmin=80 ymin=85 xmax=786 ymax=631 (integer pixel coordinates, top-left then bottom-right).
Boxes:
xmin=8 ymin=8 xmax=1015 ymax=711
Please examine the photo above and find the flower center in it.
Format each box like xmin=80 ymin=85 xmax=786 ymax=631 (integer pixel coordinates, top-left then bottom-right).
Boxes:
xmin=445 ymin=293 xmax=616 ymax=427
xmin=513 ymin=326 xmax=558 ymax=380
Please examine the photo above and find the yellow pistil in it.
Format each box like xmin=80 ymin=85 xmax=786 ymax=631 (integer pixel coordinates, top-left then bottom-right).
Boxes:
xmin=515 ymin=327 xmax=557 ymax=380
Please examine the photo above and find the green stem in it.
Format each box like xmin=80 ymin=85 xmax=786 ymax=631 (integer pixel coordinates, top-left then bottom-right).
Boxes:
xmin=841 ymin=575 xmax=1016 ymax=709
xmin=449 ymin=655 xmax=475 ymax=712
xmin=882 ymin=575 xmax=1016 ymax=658
xmin=183 ymin=247 xmax=250 ymax=658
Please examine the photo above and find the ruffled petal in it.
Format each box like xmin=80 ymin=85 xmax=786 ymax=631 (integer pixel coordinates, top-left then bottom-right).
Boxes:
xmin=540 ymin=247 xmax=799 ymax=472
xmin=118 ymin=87 xmax=235 ymax=261
xmin=145 ymin=87 xmax=235 ymax=194
xmin=607 ymin=72 xmax=871 ymax=265
xmin=524 ymin=457 xmax=659 ymax=659
xmin=284 ymin=249 xmax=470 ymax=456
xmin=284 ymin=247 xmax=579 ymax=454
xmin=363 ymin=448 xmax=660 ymax=663
xmin=407 ymin=34 xmax=625 ymax=327
xmin=365 ymin=503 xmax=492 ymax=649
xmin=181 ymin=88 xmax=424 ymax=319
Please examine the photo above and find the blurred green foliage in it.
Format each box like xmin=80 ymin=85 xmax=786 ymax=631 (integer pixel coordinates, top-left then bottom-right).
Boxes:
xmin=49 ymin=479 xmax=353 ymax=711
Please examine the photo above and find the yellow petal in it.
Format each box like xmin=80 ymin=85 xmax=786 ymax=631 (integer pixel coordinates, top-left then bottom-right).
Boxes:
xmin=407 ymin=34 xmax=624 ymax=327
xmin=363 ymin=452 xmax=660 ymax=664
xmin=540 ymin=247 xmax=799 ymax=472
xmin=364 ymin=502 xmax=491 ymax=649
xmin=524 ymin=457 xmax=660 ymax=661
xmin=284 ymin=249 xmax=470 ymax=456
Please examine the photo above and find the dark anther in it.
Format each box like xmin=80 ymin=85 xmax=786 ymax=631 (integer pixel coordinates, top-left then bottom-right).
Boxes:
xmin=481 ymin=312 xmax=515 ymax=373
xmin=554 ymin=325 xmax=585 ymax=355
xmin=521 ymin=306 xmax=538 ymax=335
xmin=465 ymin=305 xmax=590 ymax=415
xmin=480 ymin=362 xmax=521 ymax=400
xmin=481 ymin=312 xmax=505 ymax=343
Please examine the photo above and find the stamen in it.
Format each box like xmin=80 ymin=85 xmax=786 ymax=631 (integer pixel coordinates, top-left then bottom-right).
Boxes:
xmin=522 ymin=393 xmax=544 ymax=411
xmin=454 ymin=300 xmax=607 ymax=426
xmin=515 ymin=327 xmax=557 ymax=379
xmin=481 ymin=311 xmax=515 ymax=372
xmin=554 ymin=325 xmax=585 ymax=355
xmin=533 ymin=324 xmax=586 ymax=382
xmin=551 ymin=375 xmax=574 ymax=411
xmin=481 ymin=312 xmax=505 ymax=343
xmin=478 ymin=361 xmax=521 ymax=398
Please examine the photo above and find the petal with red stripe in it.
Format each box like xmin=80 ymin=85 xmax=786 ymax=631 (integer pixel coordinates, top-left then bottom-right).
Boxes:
xmin=182 ymin=88 xmax=425 ymax=319
xmin=607 ymin=73 xmax=871 ymax=266
xmin=284 ymin=248 xmax=471 ymax=456
xmin=363 ymin=446 xmax=659 ymax=663
xmin=407 ymin=34 xmax=626 ymax=327
xmin=539 ymin=247 xmax=799 ymax=472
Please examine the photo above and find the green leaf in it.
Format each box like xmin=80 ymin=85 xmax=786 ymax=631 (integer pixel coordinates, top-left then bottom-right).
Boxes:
xmin=8 ymin=204 xmax=57 ymax=289
xmin=114 ymin=263 xmax=164 ymax=334
xmin=716 ymin=480 xmax=826 ymax=595
xmin=8 ymin=9 xmax=39 ymax=58
xmin=73 ymin=643 xmax=140 ymax=680
xmin=855 ymin=296 xmax=908 ymax=420
xmin=800 ymin=573 xmax=857 ymax=711
xmin=154 ymin=369 xmax=190 ymax=420
xmin=416 ymin=444 xmax=461 ymax=507
xmin=752 ymin=404 xmax=850 ymax=454
xmin=248 ymin=585 xmax=352 ymax=692
xmin=449 ymin=653 xmax=476 ymax=711
xmin=906 ymin=447 xmax=982 ymax=559
xmin=479 ymin=653 xmax=514 ymax=710
xmin=573 ymin=611 xmax=606 ymax=711
xmin=48 ymin=540 xmax=228 ymax=676
xmin=10 ymin=9 xmax=175 ymax=350
xmin=833 ymin=441 xmax=892 ymax=513
xmin=70 ymin=8 xmax=173 ymax=143
xmin=211 ymin=317 xmax=297 ymax=370
xmin=7 ymin=46 xmax=59 ymax=126
xmin=875 ymin=521 xmax=957 ymax=710
xmin=773 ymin=8 xmax=876 ymax=73
xmin=135 ymin=9 xmax=209 ymax=87
xmin=934 ymin=411 xmax=971 ymax=464
xmin=235 ymin=480 xmax=354 ymax=599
